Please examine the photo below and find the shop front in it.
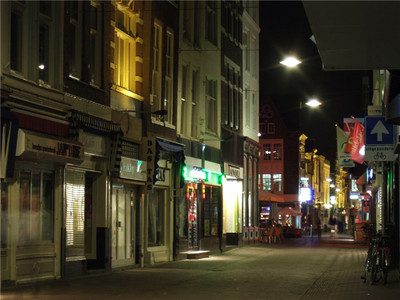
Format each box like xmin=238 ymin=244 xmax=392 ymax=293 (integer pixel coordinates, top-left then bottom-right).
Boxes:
xmin=142 ymin=138 xmax=185 ymax=265
xmin=111 ymin=151 xmax=146 ymax=269
xmin=2 ymin=128 xmax=83 ymax=284
xmin=63 ymin=111 xmax=120 ymax=277
xmin=223 ymin=163 xmax=243 ymax=247
xmin=179 ymin=162 xmax=223 ymax=255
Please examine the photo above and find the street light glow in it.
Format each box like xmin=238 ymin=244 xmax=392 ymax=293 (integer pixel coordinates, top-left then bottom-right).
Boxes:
xmin=306 ymin=98 xmax=322 ymax=107
xmin=280 ymin=56 xmax=302 ymax=67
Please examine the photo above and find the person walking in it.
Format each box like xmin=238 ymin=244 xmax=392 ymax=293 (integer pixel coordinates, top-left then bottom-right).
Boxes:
xmin=329 ymin=215 xmax=337 ymax=237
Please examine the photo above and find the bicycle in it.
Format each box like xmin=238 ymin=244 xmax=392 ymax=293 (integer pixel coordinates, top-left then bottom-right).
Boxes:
xmin=362 ymin=225 xmax=393 ymax=285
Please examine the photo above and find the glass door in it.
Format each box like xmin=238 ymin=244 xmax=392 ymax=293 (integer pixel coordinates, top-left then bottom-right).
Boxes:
xmin=112 ymin=185 xmax=135 ymax=267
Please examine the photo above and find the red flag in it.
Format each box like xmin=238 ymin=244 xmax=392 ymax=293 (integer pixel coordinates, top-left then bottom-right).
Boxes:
xmin=344 ymin=118 xmax=364 ymax=164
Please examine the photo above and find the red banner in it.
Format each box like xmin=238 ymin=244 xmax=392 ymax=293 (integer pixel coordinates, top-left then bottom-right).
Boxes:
xmin=344 ymin=118 xmax=365 ymax=164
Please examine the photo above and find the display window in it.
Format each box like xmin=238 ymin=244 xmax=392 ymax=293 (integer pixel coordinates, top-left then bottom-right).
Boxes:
xmin=18 ymin=169 xmax=54 ymax=244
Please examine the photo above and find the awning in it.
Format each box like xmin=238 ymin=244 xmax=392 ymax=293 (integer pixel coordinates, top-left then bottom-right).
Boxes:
xmin=303 ymin=1 xmax=400 ymax=70
xmin=155 ymin=138 xmax=185 ymax=188
xmin=259 ymin=190 xmax=284 ymax=203
xmin=278 ymin=207 xmax=302 ymax=217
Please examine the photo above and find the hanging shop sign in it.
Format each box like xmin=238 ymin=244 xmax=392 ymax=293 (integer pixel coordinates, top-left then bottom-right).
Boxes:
xmin=142 ymin=137 xmax=156 ymax=191
xmin=183 ymin=165 xmax=223 ymax=185
xmin=120 ymin=156 xmax=147 ymax=181
xmin=154 ymin=159 xmax=170 ymax=187
xmin=16 ymin=129 xmax=83 ymax=163
xmin=224 ymin=163 xmax=243 ymax=179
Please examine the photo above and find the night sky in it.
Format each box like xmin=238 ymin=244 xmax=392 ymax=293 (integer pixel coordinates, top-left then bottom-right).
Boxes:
xmin=259 ymin=1 xmax=369 ymax=167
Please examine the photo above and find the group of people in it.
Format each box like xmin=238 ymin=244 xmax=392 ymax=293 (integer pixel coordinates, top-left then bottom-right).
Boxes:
xmin=302 ymin=214 xmax=340 ymax=238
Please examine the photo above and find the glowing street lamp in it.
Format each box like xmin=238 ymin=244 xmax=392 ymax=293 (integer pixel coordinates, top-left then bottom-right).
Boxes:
xmin=305 ymin=98 xmax=322 ymax=108
xmin=280 ymin=56 xmax=302 ymax=67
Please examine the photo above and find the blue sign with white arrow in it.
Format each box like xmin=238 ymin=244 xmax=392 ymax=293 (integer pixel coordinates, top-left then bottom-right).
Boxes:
xmin=365 ymin=116 xmax=394 ymax=145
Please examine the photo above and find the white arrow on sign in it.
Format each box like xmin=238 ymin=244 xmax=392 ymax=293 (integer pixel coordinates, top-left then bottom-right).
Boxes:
xmin=370 ymin=120 xmax=389 ymax=142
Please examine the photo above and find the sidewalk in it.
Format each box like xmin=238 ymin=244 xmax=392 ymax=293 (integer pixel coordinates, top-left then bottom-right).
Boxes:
xmin=1 ymin=236 xmax=400 ymax=300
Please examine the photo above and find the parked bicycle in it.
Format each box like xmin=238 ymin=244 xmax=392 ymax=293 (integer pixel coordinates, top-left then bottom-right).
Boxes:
xmin=362 ymin=224 xmax=393 ymax=285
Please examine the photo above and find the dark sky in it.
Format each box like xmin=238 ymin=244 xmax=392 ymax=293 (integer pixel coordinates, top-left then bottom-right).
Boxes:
xmin=259 ymin=1 xmax=369 ymax=166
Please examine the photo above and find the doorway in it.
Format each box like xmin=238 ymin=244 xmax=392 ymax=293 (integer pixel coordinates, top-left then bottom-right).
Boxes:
xmin=111 ymin=185 xmax=136 ymax=268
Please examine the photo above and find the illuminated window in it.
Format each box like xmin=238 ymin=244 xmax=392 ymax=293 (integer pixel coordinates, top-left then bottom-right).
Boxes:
xmin=263 ymin=144 xmax=271 ymax=160
xmin=115 ymin=7 xmax=138 ymax=92
xmin=65 ymin=170 xmax=85 ymax=258
xmin=273 ymin=143 xmax=281 ymax=160
xmin=273 ymin=174 xmax=282 ymax=192
xmin=19 ymin=169 xmax=54 ymax=243
xmin=262 ymin=174 xmax=272 ymax=191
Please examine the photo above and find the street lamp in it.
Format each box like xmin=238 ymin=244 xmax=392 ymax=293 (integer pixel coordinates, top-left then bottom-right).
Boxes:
xmin=305 ymin=98 xmax=322 ymax=108
xmin=280 ymin=56 xmax=302 ymax=67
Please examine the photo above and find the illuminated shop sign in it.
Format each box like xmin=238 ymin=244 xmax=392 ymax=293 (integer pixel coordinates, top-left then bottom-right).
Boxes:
xmin=120 ymin=157 xmax=147 ymax=181
xmin=16 ymin=129 xmax=83 ymax=163
xmin=299 ymin=187 xmax=313 ymax=202
xmin=183 ymin=166 xmax=223 ymax=185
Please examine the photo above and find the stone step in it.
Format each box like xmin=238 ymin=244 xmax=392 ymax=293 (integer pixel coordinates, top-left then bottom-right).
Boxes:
xmin=181 ymin=250 xmax=210 ymax=259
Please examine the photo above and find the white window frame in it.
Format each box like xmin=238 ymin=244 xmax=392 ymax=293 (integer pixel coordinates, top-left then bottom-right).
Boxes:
xmin=164 ymin=30 xmax=174 ymax=125
xmin=205 ymin=1 xmax=217 ymax=45
xmin=89 ymin=1 xmax=103 ymax=87
xmin=191 ymin=68 xmax=199 ymax=138
xmin=69 ymin=1 xmax=83 ymax=80
xmin=152 ymin=21 xmax=163 ymax=114
xmin=206 ymin=77 xmax=217 ymax=133
xmin=180 ymin=64 xmax=188 ymax=135
xmin=115 ymin=7 xmax=137 ymax=92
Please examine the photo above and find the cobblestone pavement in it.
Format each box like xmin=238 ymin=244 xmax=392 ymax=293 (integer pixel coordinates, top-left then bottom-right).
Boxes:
xmin=1 ymin=234 xmax=400 ymax=300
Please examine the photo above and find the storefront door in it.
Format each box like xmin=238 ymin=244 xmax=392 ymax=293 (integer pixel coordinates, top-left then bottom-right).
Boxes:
xmin=187 ymin=184 xmax=199 ymax=249
xmin=112 ymin=185 xmax=136 ymax=267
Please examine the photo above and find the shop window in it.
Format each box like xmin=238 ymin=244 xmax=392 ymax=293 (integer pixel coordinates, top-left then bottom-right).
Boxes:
xmin=19 ymin=169 xmax=54 ymax=243
xmin=148 ymin=188 xmax=165 ymax=247
xmin=65 ymin=169 xmax=85 ymax=258
xmin=203 ymin=186 xmax=220 ymax=237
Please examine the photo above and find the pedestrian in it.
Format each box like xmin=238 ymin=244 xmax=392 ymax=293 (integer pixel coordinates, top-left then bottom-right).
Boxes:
xmin=329 ymin=215 xmax=337 ymax=237
xmin=316 ymin=215 xmax=321 ymax=239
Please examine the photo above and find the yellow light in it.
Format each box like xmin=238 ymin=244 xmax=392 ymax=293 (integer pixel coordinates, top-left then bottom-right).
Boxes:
xmin=280 ymin=56 xmax=302 ymax=67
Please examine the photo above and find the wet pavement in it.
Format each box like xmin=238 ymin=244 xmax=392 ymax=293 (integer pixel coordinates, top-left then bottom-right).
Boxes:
xmin=1 ymin=233 xmax=400 ymax=300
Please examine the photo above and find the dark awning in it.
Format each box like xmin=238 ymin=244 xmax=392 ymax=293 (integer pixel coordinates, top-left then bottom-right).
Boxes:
xmin=303 ymin=1 xmax=400 ymax=70
xmin=154 ymin=138 xmax=185 ymax=187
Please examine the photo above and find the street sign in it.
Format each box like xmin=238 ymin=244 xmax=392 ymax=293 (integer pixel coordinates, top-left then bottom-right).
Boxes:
xmin=365 ymin=116 xmax=396 ymax=161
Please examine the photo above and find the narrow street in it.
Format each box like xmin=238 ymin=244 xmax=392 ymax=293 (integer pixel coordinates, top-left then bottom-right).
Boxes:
xmin=2 ymin=234 xmax=400 ymax=300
